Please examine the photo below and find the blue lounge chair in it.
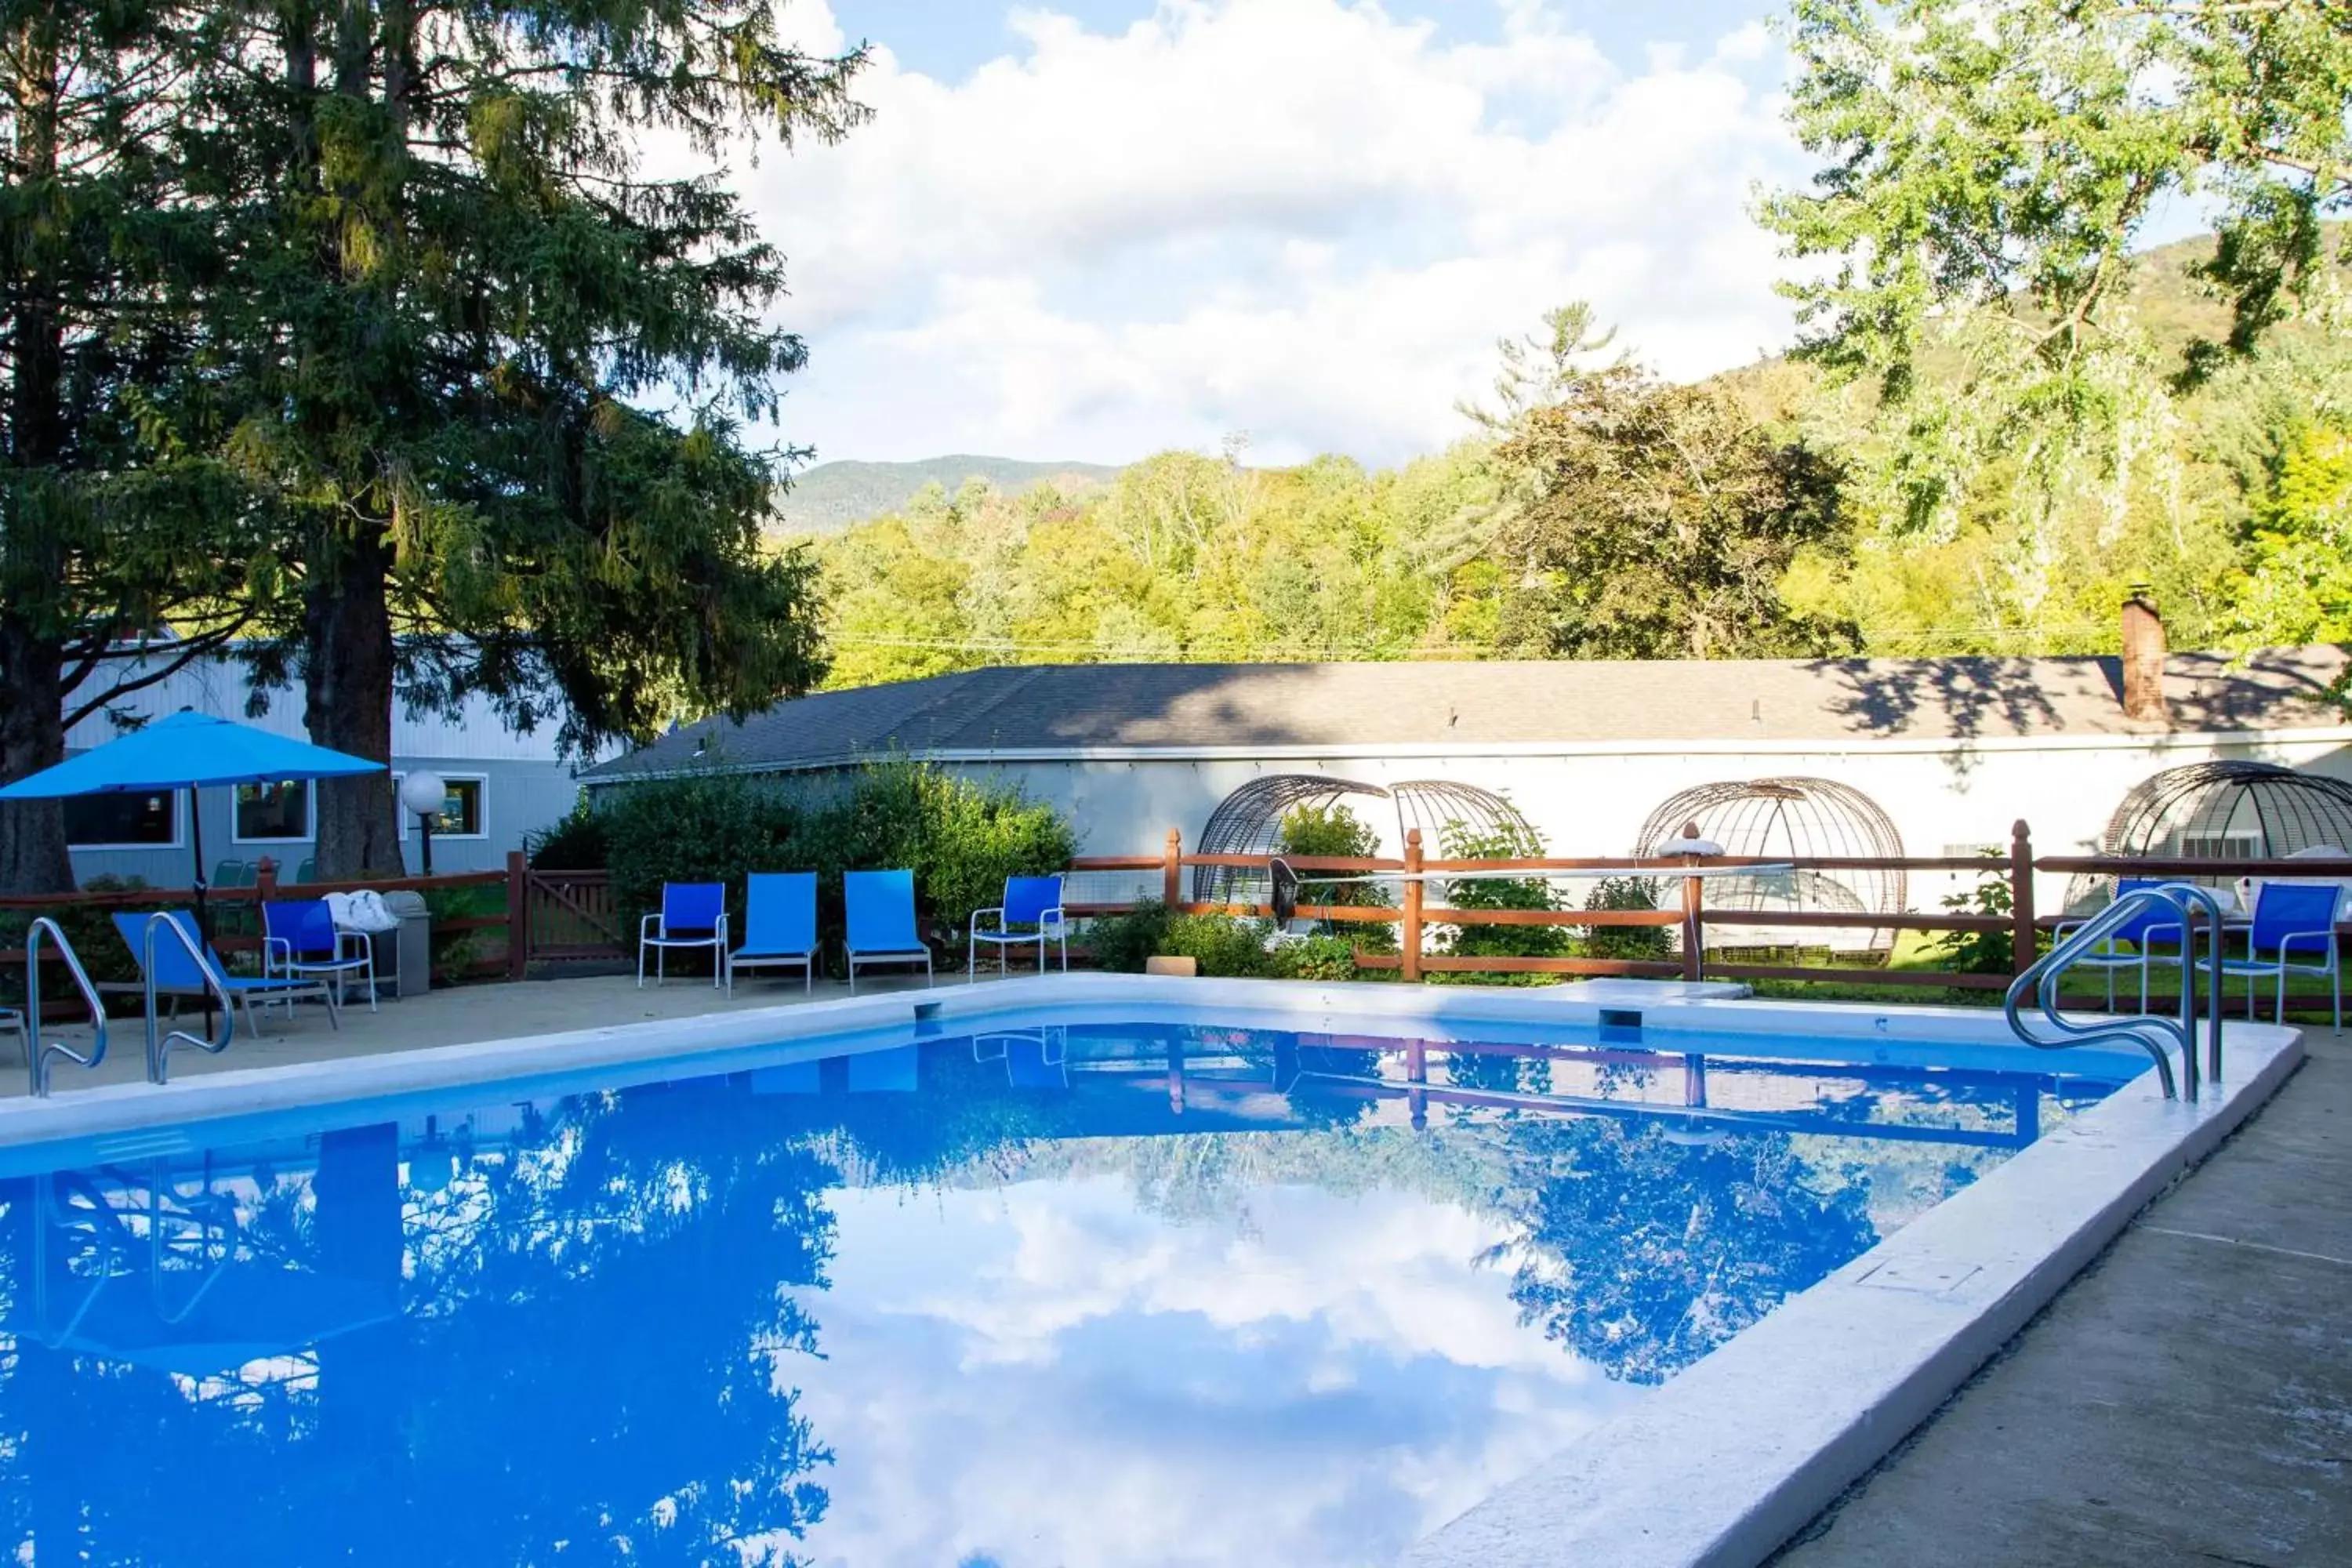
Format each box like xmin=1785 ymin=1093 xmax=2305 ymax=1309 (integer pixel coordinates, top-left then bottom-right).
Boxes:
xmin=726 ymin=872 xmax=818 ymax=993
xmin=967 ymin=874 xmax=1069 ymax=981
xmin=2050 ymin=877 xmax=2185 ymax=1013
xmin=637 ymin=882 xmax=728 ymax=989
xmin=2194 ymin=880 xmax=2343 ymax=1025
xmin=263 ymin=898 xmax=377 ymax=1011
xmin=112 ymin=911 xmax=336 ymax=1039
xmin=844 ymin=869 xmax=932 ymax=994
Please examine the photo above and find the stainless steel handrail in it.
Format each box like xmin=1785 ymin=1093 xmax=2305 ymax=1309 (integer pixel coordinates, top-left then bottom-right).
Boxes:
xmin=2005 ymin=881 xmax=2227 ymax=1100
xmin=26 ymin=918 xmax=109 ymax=1098
xmin=140 ymin=913 xmax=234 ymax=1084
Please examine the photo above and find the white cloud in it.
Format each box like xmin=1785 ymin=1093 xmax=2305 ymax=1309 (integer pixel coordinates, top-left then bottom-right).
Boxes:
xmin=719 ymin=1 xmax=1805 ymax=465
xmin=779 ymin=1174 xmax=1634 ymax=1567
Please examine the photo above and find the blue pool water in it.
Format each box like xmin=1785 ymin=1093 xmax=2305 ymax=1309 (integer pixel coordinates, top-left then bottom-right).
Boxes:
xmin=0 ymin=1014 xmax=2136 ymax=1566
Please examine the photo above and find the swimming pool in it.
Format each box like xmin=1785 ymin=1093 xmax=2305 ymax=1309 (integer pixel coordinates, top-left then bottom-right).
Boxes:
xmin=0 ymin=989 xmax=2164 ymax=1567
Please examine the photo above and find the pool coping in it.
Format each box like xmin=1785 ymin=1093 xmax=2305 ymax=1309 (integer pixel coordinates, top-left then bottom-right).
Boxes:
xmin=1401 ymin=998 xmax=2303 ymax=1568
xmin=0 ymin=973 xmax=2302 ymax=1568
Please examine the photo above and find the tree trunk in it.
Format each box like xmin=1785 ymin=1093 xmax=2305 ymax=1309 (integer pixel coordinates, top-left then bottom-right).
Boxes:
xmin=0 ymin=6 xmax=74 ymax=893
xmin=303 ymin=528 xmax=400 ymax=877
xmin=0 ymin=625 xmax=71 ymax=893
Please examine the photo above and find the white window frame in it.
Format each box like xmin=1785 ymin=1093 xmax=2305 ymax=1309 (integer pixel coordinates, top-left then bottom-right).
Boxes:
xmin=64 ymin=789 xmax=184 ymax=852
xmin=230 ymin=779 xmax=317 ymax=845
xmin=394 ymin=771 xmax=490 ymax=841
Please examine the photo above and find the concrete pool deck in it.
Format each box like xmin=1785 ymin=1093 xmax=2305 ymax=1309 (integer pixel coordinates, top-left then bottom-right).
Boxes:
xmin=3 ymin=970 xmax=949 ymax=1097
xmin=1773 ymin=1023 xmax=2351 ymax=1567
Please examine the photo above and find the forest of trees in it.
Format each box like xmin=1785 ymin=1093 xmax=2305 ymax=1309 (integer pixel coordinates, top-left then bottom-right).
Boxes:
xmin=804 ymin=230 xmax=2352 ymax=691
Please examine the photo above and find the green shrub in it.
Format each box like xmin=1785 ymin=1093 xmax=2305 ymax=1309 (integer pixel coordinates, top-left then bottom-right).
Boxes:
xmin=1276 ymin=800 xmax=1396 ymax=952
xmin=1279 ymin=802 xmax=1379 ymax=859
xmin=524 ymin=793 xmax=611 ymax=871
xmin=1584 ymin=876 xmax=1673 ymax=961
xmin=423 ymin=884 xmax=505 ymax=984
xmin=1434 ymin=818 xmax=1568 ymax=978
xmin=1928 ymin=859 xmax=2016 ymax=975
xmin=1083 ymin=900 xmax=1174 ymax=972
xmin=0 ymin=876 xmax=149 ymax=1007
xmin=1268 ymin=931 xmax=1362 ymax=982
xmin=593 ymin=759 xmax=1076 ymax=967
xmin=795 ymin=760 xmax=1076 ymax=948
xmin=602 ymin=771 xmax=800 ymax=922
xmin=1160 ymin=912 xmax=1276 ymax=978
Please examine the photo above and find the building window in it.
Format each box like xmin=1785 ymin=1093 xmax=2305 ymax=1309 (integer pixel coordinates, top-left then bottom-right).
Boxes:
xmin=234 ymin=780 xmax=313 ymax=843
xmin=396 ymin=774 xmax=487 ymax=839
xmin=64 ymin=790 xmax=176 ymax=848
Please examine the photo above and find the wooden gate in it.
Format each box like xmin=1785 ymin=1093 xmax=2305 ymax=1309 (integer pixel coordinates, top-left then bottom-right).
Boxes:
xmin=506 ymin=856 xmax=630 ymax=975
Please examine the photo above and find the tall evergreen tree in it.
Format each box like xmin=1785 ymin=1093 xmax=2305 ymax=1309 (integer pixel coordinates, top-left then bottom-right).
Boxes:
xmin=195 ymin=0 xmax=862 ymax=873
xmin=0 ymin=0 xmax=276 ymax=892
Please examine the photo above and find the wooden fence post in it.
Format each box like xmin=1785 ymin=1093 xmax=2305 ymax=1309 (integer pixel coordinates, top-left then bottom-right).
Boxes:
xmin=1680 ymin=819 xmax=1704 ymax=982
xmin=1401 ymin=829 xmax=1425 ymax=982
xmin=254 ymin=857 xmax=279 ymax=903
xmin=506 ymin=850 xmax=530 ymax=981
xmin=2010 ymin=819 xmax=2036 ymax=977
xmin=1163 ymin=828 xmax=1183 ymax=909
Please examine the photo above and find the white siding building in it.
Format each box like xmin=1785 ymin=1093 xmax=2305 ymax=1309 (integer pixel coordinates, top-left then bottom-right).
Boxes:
xmin=584 ymin=615 xmax=2352 ymax=915
xmin=61 ymin=652 xmax=601 ymax=885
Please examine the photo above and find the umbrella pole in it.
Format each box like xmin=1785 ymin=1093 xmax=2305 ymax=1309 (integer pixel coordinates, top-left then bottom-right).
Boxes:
xmin=190 ymin=784 xmax=216 ymax=1034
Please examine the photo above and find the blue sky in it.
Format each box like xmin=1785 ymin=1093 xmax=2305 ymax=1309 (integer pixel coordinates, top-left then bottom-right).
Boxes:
xmin=735 ymin=2 xmax=1806 ymax=468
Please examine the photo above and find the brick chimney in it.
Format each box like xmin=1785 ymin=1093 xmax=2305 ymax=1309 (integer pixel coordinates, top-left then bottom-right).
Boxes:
xmin=2120 ymin=593 xmax=2167 ymax=724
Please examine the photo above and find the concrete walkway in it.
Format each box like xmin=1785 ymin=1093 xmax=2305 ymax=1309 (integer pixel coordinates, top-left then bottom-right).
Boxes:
xmin=1774 ymin=1027 xmax=2352 ymax=1567
xmin=4 ymin=968 xmax=958 ymax=1098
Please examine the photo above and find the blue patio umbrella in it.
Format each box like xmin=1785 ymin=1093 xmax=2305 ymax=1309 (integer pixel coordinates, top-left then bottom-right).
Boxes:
xmin=0 ymin=708 xmax=384 ymax=943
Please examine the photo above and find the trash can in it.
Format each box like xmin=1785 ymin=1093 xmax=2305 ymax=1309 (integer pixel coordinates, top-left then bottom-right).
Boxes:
xmin=383 ymin=891 xmax=433 ymax=998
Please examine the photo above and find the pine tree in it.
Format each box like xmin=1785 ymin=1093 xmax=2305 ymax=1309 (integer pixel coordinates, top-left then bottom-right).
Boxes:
xmin=193 ymin=0 xmax=865 ymax=873
xmin=0 ymin=0 xmax=278 ymax=891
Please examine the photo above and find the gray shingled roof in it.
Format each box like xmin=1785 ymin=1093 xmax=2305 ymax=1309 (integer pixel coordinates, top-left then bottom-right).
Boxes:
xmin=582 ymin=648 xmax=2352 ymax=782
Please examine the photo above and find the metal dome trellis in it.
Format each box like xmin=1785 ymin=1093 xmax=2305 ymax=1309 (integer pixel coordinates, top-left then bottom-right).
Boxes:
xmin=2063 ymin=761 xmax=2352 ymax=912
xmin=1191 ymin=774 xmax=1536 ymax=906
xmin=1632 ymin=778 xmax=1907 ymax=956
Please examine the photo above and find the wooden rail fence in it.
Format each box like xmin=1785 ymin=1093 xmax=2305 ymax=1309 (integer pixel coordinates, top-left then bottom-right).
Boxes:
xmin=9 ymin=825 xmax=2352 ymax=1017
xmin=1069 ymin=820 xmax=2352 ymax=1012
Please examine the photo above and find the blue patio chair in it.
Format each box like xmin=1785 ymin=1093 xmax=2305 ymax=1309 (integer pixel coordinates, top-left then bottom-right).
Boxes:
xmin=967 ymin=874 xmax=1069 ymax=981
xmin=2194 ymin=880 xmax=2343 ymax=1025
xmin=112 ymin=910 xmax=337 ymax=1040
xmin=727 ymin=873 xmax=818 ymax=993
xmin=637 ymin=882 xmax=728 ymax=989
xmin=974 ymin=1027 xmax=1069 ymax=1088
xmin=843 ymin=869 xmax=932 ymax=994
xmin=210 ymin=859 xmax=254 ymax=891
xmin=263 ymin=898 xmax=377 ymax=1012
xmin=2050 ymin=877 xmax=2186 ymax=1013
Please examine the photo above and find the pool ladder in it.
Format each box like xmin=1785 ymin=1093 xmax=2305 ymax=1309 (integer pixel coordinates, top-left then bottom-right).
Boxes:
xmin=136 ymin=912 xmax=234 ymax=1085
xmin=21 ymin=918 xmax=109 ymax=1098
xmin=2005 ymin=882 xmax=2226 ymax=1101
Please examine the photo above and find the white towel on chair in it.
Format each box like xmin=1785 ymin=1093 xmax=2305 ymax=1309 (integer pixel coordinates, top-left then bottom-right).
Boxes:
xmin=328 ymin=890 xmax=401 ymax=933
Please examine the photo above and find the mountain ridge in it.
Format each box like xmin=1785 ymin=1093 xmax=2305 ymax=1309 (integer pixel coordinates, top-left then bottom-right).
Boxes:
xmin=772 ymin=454 xmax=1127 ymax=535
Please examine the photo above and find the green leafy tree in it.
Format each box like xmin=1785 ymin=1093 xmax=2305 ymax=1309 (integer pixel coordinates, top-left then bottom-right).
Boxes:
xmin=1470 ymin=307 xmax=1853 ymax=660
xmin=188 ymin=0 xmax=866 ymax=874
xmin=2229 ymin=419 xmax=2352 ymax=644
xmin=1761 ymin=0 xmax=2352 ymax=625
